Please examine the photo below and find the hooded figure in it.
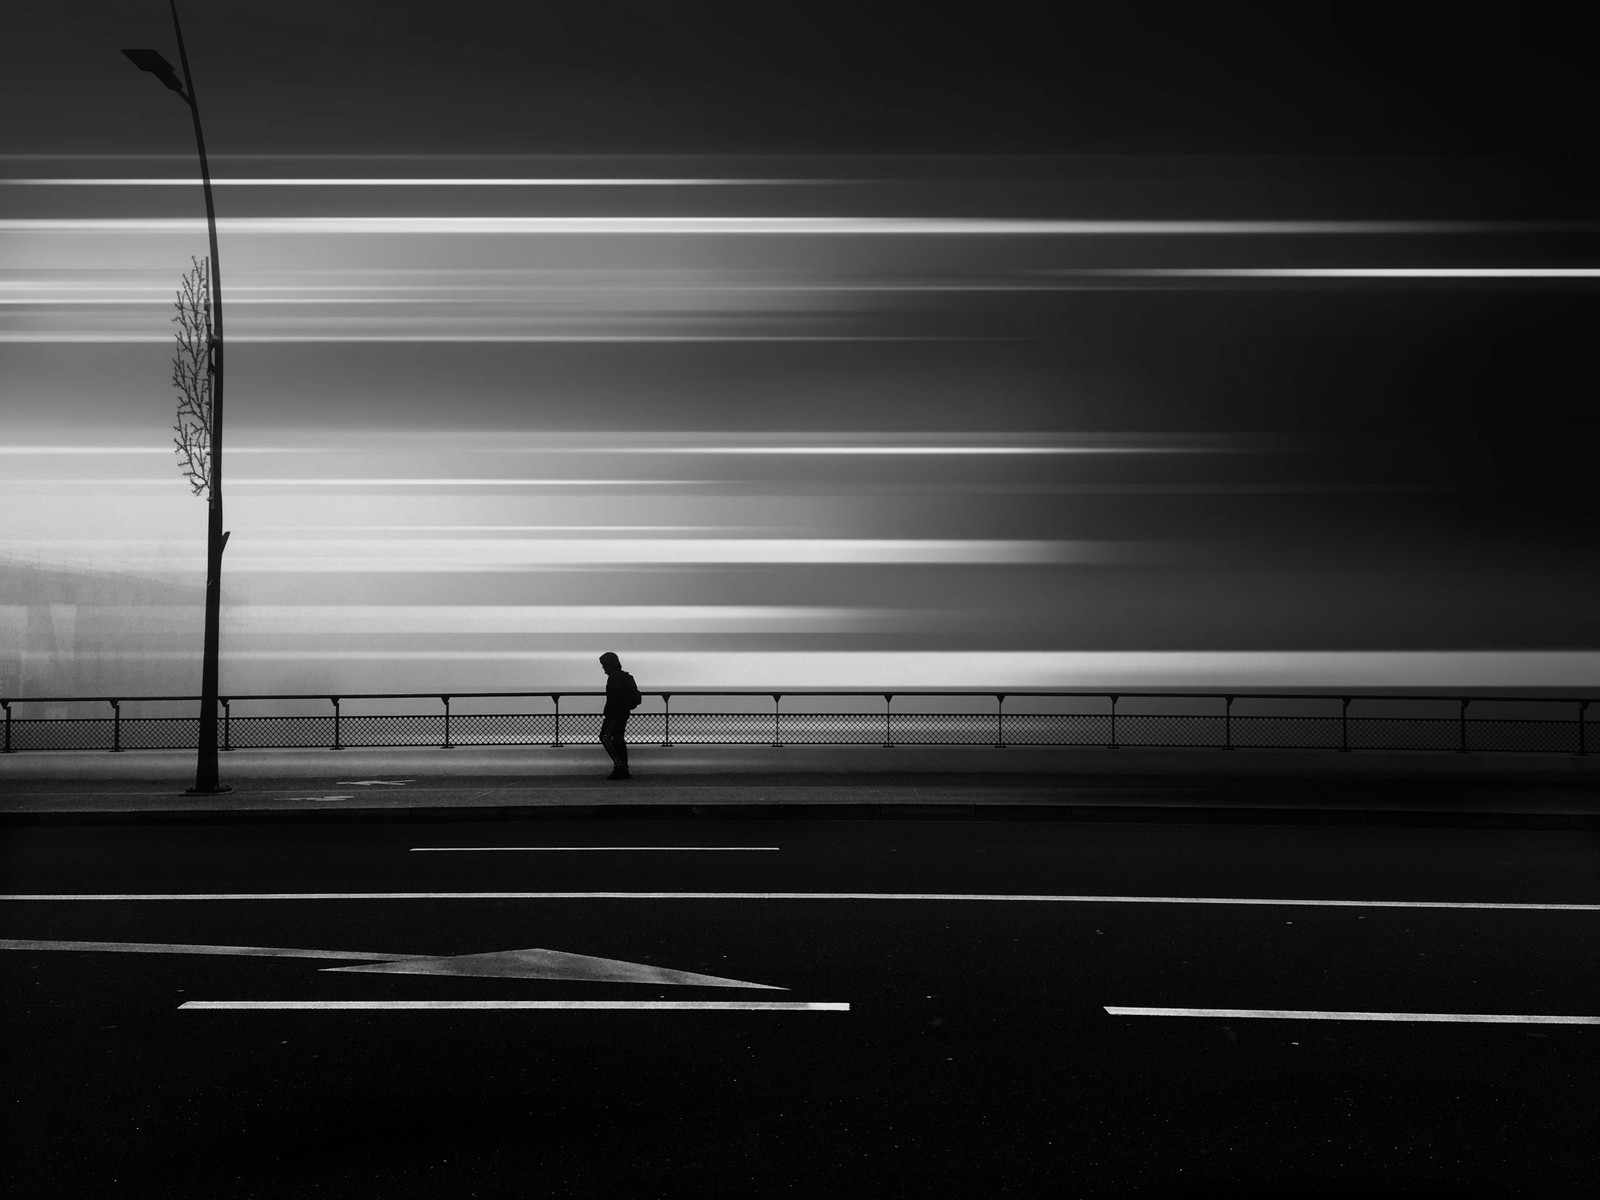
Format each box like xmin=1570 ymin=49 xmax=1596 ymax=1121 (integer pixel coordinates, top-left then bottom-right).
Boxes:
xmin=598 ymin=651 xmax=638 ymax=779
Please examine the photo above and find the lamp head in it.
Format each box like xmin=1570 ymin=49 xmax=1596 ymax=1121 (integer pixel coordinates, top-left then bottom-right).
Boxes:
xmin=122 ymin=48 xmax=187 ymax=98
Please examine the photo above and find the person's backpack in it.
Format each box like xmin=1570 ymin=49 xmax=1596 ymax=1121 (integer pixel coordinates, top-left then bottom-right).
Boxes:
xmin=623 ymin=671 xmax=643 ymax=709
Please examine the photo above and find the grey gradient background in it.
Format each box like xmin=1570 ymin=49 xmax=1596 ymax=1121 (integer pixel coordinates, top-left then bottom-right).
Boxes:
xmin=2 ymin=1 xmax=1596 ymax=699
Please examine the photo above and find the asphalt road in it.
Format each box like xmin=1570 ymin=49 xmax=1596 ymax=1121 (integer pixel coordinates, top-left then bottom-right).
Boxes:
xmin=3 ymin=818 xmax=1597 ymax=1198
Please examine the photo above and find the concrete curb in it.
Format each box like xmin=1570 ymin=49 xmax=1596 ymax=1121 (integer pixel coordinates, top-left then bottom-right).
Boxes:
xmin=4 ymin=746 xmax=1596 ymax=830
xmin=4 ymin=801 xmax=1595 ymax=831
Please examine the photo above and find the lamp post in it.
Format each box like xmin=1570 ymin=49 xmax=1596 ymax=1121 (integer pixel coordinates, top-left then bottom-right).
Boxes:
xmin=124 ymin=1 xmax=230 ymax=795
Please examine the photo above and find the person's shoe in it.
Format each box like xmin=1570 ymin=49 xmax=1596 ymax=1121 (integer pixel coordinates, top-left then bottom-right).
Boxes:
xmin=607 ymin=770 xmax=632 ymax=780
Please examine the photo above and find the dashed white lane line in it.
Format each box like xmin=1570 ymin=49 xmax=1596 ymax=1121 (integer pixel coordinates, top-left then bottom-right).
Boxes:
xmin=180 ymin=1000 xmax=848 ymax=1011
xmin=4 ymin=893 xmax=1596 ymax=910
xmin=1107 ymin=1007 xmax=1600 ymax=1024
xmin=407 ymin=846 xmax=780 ymax=852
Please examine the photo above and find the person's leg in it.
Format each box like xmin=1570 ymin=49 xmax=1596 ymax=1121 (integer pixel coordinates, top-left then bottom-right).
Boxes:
xmin=599 ymin=714 xmax=620 ymax=770
xmin=610 ymin=713 xmax=630 ymax=777
xmin=600 ymin=713 xmax=630 ymax=777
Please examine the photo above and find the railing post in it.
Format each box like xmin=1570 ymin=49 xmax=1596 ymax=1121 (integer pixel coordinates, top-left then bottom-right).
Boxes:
xmin=1108 ymin=695 xmax=1118 ymax=750
xmin=995 ymin=693 xmax=1006 ymax=749
xmin=2 ymin=701 xmax=11 ymax=753
xmin=330 ymin=697 xmax=342 ymax=750
xmin=1224 ymin=696 xmax=1233 ymax=750
xmin=772 ymin=694 xmax=783 ymax=748
xmin=1580 ymin=700 xmax=1590 ymax=757
xmin=551 ymin=694 xmax=563 ymax=747
xmin=221 ymin=698 xmax=231 ymax=751
xmin=441 ymin=695 xmax=452 ymax=749
xmin=661 ymin=694 xmax=673 ymax=747
xmin=110 ymin=699 xmax=122 ymax=752
xmin=1340 ymin=697 xmax=1351 ymax=752
xmin=1458 ymin=698 xmax=1470 ymax=754
xmin=884 ymin=693 xmax=894 ymax=748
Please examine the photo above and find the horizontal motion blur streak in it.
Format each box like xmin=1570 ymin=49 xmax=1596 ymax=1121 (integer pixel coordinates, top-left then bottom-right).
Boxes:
xmin=1 ymin=218 xmax=1551 ymax=235
xmin=8 ymin=178 xmax=829 ymax=187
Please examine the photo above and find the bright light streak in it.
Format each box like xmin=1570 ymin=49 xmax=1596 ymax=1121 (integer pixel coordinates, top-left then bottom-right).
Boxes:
xmin=0 ymin=478 xmax=715 ymax=488
xmin=252 ymin=525 xmax=730 ymax=532
xmin=0 ymin=334 xmax=967 ymax=345
xmin=225 ymin=479 xmax=712 ymax=487
xmin=217 ymin=605 xmax=900 ymax=633
xmin=0 ymin=537 xmax=1126 ymax=569
xmin=1067 ymin=267 xmax=1600 ymax=279
xmin=0 ymin=217 xmax=1540 ymax=235
xmin=6 ymin=177 xmax=823 ymax=186
xmin=8 ymin=649 xmax=1599 ymax=687
xmin=585 ymin=445 xmax=1206 ymax=455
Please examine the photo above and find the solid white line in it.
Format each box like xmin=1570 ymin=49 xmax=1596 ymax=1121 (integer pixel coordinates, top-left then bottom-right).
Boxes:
xmin=407 ymin=847 xmax=780 ymax=852
xmin=180 ymin=1000 xmax=848 ymax=1011
xmin=5 ymin=893 xmax=1596 ymax=910
xmin=1106 ymin=1007 xmax=1600 ymax=1024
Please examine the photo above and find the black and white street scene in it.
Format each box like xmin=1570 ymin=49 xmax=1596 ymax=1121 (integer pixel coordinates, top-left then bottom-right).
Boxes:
xmin=3 ymin=3 xmax=1597 ymax=1197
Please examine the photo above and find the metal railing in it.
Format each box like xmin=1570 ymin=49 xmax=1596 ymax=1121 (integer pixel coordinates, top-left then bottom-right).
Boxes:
xmin=0 ymin=691 xmax=1592 ymax=757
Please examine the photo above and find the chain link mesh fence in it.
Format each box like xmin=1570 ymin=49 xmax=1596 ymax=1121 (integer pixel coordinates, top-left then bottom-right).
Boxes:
xmin=779 ymin=713 xmax=882 ymax=745
xmin=337 ymin=716 xmax=445 ymax=748
xmin=1349 ymin=717 xmax=1457 ymax=752
xmin=1233 ymin=715 xmax=1343 ymax=750
xmin=119 ymin=717 xmax=203 ymax=751
xmin=448 ymin=713 xmax=553 ymax=745
xmin=226 ymin=716 xmax=335 ymax=750
xmin=11 ymin=718 xmax=115 ymax=752
xmin=1467 ymin=719 xmax=1580 ymax=755
xmin=1002 ymin=713 xmax=1111 ymax=745
xmin=2 ymin=696 xmax=1591 ymax=757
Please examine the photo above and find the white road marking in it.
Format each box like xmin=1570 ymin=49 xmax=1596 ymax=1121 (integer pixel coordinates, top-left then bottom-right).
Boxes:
xmin=5 ymin=893 xmax=1597 ymax=910
xmin=0 ymin=938 xmax=403 ymax=961
xmin=180 ymin=1000 xmax=849 ymax=1011
xmin=0 ymin=939 xmax=781 ymax=988
xmin=1106 ymin=1007 xmax=1600 ymax=1024
xmin=326 ymin=947 xmax=783 ymax=989
xmin=407 ymin=846 xmax=780 ymax=852
xmin=334 ymin=779 xmax=414 ymax=787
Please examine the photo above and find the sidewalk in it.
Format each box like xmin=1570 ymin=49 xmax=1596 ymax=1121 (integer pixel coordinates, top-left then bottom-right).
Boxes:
xmin=2 ymin=743 xmax=1597 ymax=827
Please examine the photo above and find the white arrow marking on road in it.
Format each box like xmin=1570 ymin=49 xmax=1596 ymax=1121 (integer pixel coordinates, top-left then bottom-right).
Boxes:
xmin=325 ymin=947 xmax=783 ymax=988
xmin=333 ymin=779 xmax=415 ymax=787
xmin=0 ymin=938 xmax=781 ymax=988
xmin=1106 ymin=1006 xmax=1600 ymax=1024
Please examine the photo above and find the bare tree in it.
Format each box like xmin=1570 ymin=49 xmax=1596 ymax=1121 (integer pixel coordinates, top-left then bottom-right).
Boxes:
xmin=125 ymin=3 xmax=230 ymax=795
xmin=171 ymin=255 xmax=213 ymax=497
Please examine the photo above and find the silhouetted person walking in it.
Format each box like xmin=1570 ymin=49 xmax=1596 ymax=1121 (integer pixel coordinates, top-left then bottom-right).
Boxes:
xmin=598 ymin=651 xmax=641 ymax=780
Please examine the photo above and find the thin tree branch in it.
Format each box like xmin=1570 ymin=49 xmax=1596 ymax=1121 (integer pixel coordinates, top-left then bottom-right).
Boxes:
xmin=171 ymin=256 xmax=213 ymax=497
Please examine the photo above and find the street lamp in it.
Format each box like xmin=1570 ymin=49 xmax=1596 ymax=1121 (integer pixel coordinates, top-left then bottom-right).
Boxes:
xmin=124 ymin=2 xmax=230 ymax=795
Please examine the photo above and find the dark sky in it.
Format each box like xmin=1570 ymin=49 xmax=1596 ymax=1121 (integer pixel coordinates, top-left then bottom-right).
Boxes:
xmin=7 ymin=1 xmax=1595 ymax=157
